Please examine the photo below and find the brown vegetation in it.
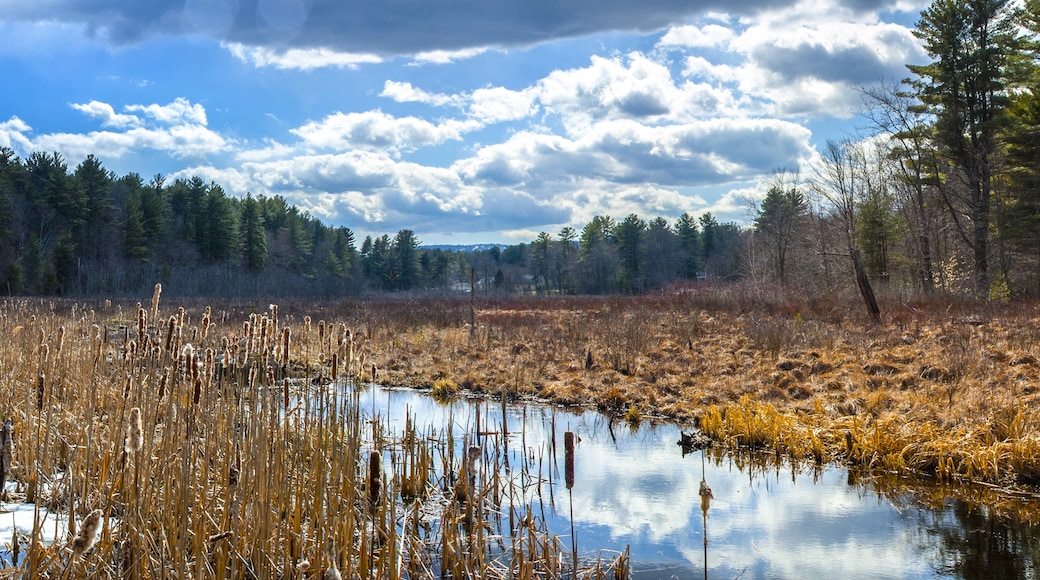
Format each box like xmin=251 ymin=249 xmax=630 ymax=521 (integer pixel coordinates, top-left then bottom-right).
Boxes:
xmin=346 ymin=287 xmax=1040 ymax=491
xmin=0 ymin=293 xmax=631 ymax=578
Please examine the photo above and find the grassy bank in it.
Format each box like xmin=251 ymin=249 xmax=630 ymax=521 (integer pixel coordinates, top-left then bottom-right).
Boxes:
xmin=340 ymin=288 xmax=1040 ymax=492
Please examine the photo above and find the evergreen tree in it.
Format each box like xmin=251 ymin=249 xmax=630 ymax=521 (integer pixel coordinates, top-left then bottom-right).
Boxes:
xmin=908 ymin=0 xmax=1025 ymax=291
xmin=239 ymin=194 xmax=267 ymax=272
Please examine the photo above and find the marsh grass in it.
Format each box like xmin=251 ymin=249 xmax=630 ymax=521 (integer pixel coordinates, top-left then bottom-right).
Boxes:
xmin=328 ymin=291 xmax=1040 ymax=494
xmin=0 ymin=298 xmax=613 ymax=579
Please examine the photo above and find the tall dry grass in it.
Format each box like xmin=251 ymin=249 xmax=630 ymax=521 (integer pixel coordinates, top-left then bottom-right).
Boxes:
xmin=0 ymin=296 xmax=619 ymax=579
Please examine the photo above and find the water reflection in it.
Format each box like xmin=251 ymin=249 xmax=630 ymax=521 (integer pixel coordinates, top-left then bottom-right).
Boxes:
xmin=358 ymin=386 xmax=1040 ymax=579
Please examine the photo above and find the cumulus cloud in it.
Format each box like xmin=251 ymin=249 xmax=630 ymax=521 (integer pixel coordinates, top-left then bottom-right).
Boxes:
xmin=70 ymin=101 xmax=140 ymax=129
xmin=381 ymin=81 xmax=460 ymax=107
xmin=1 ymin=99 xmax=228 ymax=162
xmin=290 ymin=111 xmax=481 ymax=154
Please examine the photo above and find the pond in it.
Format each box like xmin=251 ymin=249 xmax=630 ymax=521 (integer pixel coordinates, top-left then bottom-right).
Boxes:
xmin=358 ymin=385 xmax=1040 ymax=579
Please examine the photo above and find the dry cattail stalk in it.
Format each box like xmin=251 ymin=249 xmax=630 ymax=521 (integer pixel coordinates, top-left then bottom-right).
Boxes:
xmin=331 ymin=353 xmax=339 ymax=383
xmin=125 ymin=408 xmax=143 ymax=453
xmin=564 ymin=431 xmax=575 ymax=489
xmin=72 ymin=509 xmax=103 ymax=556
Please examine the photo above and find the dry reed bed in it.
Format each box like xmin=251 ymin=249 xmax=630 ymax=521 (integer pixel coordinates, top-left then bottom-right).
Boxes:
xmin=354 ymin=293 xmax=1040 ymax=495
xmin=0 ymin=293 xmax=625 ymax=579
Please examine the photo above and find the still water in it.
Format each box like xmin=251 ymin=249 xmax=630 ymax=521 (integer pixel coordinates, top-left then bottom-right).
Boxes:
xmin=357 ymin=386 xmax=1040 ymax=579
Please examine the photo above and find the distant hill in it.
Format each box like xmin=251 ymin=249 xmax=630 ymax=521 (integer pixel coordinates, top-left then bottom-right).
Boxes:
xmin=421 ymin=244 xmax=507 ymax=252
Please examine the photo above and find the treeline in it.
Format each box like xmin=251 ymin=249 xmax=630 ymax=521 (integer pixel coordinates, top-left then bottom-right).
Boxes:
xmin=0 ymin=146 xmax=744 ymax=296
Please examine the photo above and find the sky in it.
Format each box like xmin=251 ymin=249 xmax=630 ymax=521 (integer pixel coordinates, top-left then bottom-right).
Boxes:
xmin=0 ymin=0 xmax=931 ymax=245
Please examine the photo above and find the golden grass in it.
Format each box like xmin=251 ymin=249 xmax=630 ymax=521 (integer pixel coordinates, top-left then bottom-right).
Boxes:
xmin=353 ymin=293 xmax=1040 ymax=493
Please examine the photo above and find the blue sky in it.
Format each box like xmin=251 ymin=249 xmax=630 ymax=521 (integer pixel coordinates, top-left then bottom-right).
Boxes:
xmin=0 ymin=0 xmax=929 ymax=245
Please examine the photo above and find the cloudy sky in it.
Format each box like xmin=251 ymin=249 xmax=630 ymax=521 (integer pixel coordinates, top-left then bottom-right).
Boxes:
xmin=0 ymin=0 xmax=929 ymax=245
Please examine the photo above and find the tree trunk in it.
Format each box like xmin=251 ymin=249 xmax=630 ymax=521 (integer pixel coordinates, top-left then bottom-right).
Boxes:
xmin=851 ymin=247 xmax=881 ymax=324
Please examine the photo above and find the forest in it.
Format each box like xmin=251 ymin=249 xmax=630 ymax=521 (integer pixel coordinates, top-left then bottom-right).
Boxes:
xmin=2 ymin=0 xmax=1040 ymax=301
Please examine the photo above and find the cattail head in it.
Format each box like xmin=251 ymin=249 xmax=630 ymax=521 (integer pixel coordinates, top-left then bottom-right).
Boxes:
xmin=125 ymin=408 xmax=143 ymax=453
xmin=564 ymin=431 xmax=575 ymax=490
xmin=281 ymin=327 xmax=291 ymax=367
xmin=368 ymin=451 xmax=382 ymax=507
xmin=72 ymin=509 xmax=102 ymax=556
xmin=324 ymin=538 xmax=341 ymax=580
xmin=36 ymin=373 xmax=45 ymax=411
xmin=150 ymin=283 xmax=161 ymax=322
xmin=1 ymin=419 xmax=14 ymax=489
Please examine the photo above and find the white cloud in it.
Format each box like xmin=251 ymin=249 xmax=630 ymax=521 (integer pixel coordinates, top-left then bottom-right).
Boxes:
xmin=411 ymin=47 xmax=488 ymax=65
xmin=223 ymin=42 xmax=383 ymax=70
xmin=468 ymin=86 xmax=539 ymax=123
xmin=2 ymin=99 xmax=228 ymax=162
xmin=70 ymin=100 xmax=139 ymax=129
xmin=380 ymin=81 xmax=460 ymax=107
xmin=126 ymin=97 xmax=208 ymax=126
xmin=0 ymin=117 xmax=33 ymax=151
xmin=657 ymin=23 xmax=735 ymax=48
xmin=290 ymin=111 xmax=482 ymax=154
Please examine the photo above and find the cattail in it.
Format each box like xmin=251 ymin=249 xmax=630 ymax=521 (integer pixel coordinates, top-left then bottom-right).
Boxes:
xmin=270 ymin=303 xmax=278 ymax=337
xmin=281 ymin=327 xmax=291 ymax=367
xmin=157 ymin=367 xmax=170 ymax=402
xmin=324 ymin=538 xmax=341 ymax=580
xmin=331 ymin=353 xmax=338 ymax=383
xmin=150 ymin=283 xmax=161 ymax=322
xmin=229 ymin=445 xmax=241 ymax=487
xmin=466 ymin=445 xmax=481 ymax=488
xmin=200 ymin=306 xmax=211 ymax=341
xmin=165 ymin=315 xmax=176 ymax=353
xmin=72 ymin=509 xmax=102 ymax=556
xmin=56 ymin=325 xmax=64 ymax=355
xmin=368 ymin=451 xmax=381 ymax=508
xmin=564 ymin=431 xmax=575 ymax=489
xmin=1 ymin=419 xmax=13 ymax=497
xmin=125 ymin=408 xmax=143 ymax=453
xmin=699 ymin=479 xmax=713 ymax=513
xmin=244 ymin=320 xmax=254 ymax=357
xmin=137 ymin=303 xmax=146 ymax=341
xmin=36 ymin=373 xmax=45 ymax=411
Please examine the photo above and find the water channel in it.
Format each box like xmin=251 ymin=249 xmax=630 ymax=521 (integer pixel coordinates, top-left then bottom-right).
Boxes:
xmin=359 ymin=385 xmax=1040 ymax=579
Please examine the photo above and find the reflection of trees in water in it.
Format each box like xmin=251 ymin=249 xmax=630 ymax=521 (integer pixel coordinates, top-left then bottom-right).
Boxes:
xmin=856 ymin=473 xmax=1040 ymax=579
xmin=705 ymin=449 xmax=1040 ymax=579
xmin=926 ymin=500 xmax=1040 ymax=578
